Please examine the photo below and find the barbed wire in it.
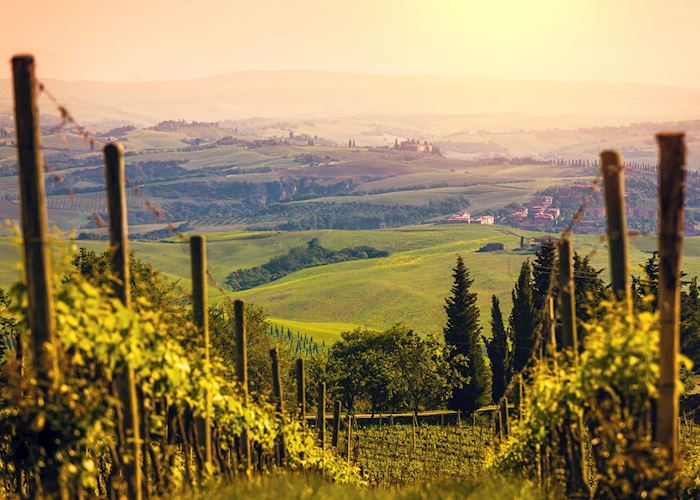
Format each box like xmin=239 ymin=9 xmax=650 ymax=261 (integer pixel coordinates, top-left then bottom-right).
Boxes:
xmin=35 ymin=80 xmax=332 ymax=358
xmin=38 ymin=80 xmax=105 ymax=152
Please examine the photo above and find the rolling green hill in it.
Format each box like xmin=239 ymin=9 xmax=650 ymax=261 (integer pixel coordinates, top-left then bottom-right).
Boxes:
xmin=2 ymin=225 xmax=700 ymax=344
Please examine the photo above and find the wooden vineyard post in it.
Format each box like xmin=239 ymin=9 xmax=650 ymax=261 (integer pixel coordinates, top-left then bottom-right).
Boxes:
xmin=656 ymin=133 xmax=686 ymax=465
xmin=12 ymin=54 xmax=63 ymax=496
xmin=296 ymin=358 xmax=306 ymax=425
xmin=190 ymin=236 xmax=212 ymax=471
xmin=518 ymin=378 xmax=524 ymax=423
xmin=495 ymin=409 xmax=502 ymax=440
xmin=346 ymin=409 xmax=352 ymax=465
xmin=332 ymin=401 xmax=341 ymax=448
xmin=600 ymin=150 xmax=632 ymax=309
xmin=234 ymin=299 xmax=252 ymax=471
xmin=547 ymin=296 xmax=557 ymax=357
xmin=270 ymin=349 xmax=284 ymax=415
xmin=558 ymin=236 xmax=578 ymax=355
xmin=270 ymin=348 xmax=286 ymax=465
xmin=317 ymin=382 xmax=326 ymax=449
xmin=104 ymin=143 xmax=142 ymax=500
xmin=557 ymin=236 xmax=589 ymax=496
xmin=411 ymin=414 xmax=417 ymax=452
xmin=12 ymin=55 xmax=59 ymax=387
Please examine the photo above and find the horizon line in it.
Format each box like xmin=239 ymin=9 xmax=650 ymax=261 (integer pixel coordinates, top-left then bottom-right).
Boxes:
xmin=1 ymin=63 xmax=699 ymax=91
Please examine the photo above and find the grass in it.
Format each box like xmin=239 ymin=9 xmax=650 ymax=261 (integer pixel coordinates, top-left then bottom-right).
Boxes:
xmin=3 ymin=224 xmax=700 ymax=342
xmin=204 ymin=472 xmax=542 ymax=500
xmin=268 ymin=318 xmax=359 ymax=345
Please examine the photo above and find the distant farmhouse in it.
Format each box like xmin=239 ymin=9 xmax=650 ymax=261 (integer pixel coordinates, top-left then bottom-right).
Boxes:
xmin=441 ymin=211 xmax=494 ymax=225
xmin=394 ymin=138 xmax=435 ymax=154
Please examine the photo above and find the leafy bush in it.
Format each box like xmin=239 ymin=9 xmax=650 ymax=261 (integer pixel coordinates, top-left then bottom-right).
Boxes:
xmin=492 ymin=300 xmax=695 ymax=498
xmin=316 ymin=324 xmax=463 ymax=415
xmin=0 ymin=248 xmax=363 ymax=497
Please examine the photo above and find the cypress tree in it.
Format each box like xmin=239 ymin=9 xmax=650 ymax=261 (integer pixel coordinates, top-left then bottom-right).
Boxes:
xmin=532 ymin=239 xmax=557 ymax=312
xmin=510 ymin=260 xmax=537 ymax=374
xmin=444 ymin=255 xmax=490 ymax=413
xmin=572 ymin=252 xmax=605 ymax=346
xmin=483 ymin=295 xmax=509 ymax=403
xmin=632 ymin=251 xmax=660 ymax=311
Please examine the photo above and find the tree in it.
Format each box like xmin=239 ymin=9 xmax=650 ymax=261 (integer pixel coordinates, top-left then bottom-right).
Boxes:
xmin=532 ymin=239 xmax=557 ymax=312
xmin=483 ymin=295 xmax=509 ymax=403
xmin=323 ymin=324 xmax=460 ymax=415
xmin=395 ymin=331 xmax=460 ymax=415
xmin=630 ymin=252 xmax=700 ymax=372
xmin=572 ymin=252 xmax=606 ymax=346
xmin=443 ymin=255 xmax=490 ymax=413
xmin=510 ymin=260 xmax=537 ymax=375
xmin=67 ymin=247 xmax=185 ymax=314
xmin=632 ymin=251 xmax=659 ymax=311
xmin=326 ymin=328 xmax=377 ymax=413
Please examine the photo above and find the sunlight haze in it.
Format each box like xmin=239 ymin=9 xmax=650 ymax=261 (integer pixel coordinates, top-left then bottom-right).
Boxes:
xmin=2 ymin=0 xmax=699 ymax=87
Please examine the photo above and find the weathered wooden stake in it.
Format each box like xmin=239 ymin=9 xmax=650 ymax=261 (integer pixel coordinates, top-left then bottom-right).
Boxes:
xmin=234 ymin=299 xmax=251 ymax=471
xmin=547 ymin=296 xmax=557 ymax=357
xmin=495 ymin=407 xmax=502 ymax=439
xmin=270 ymin=348 xmax=286 ymax=464
xmin=317 ymin=382 xmax=326 ymax=449
xmin=190 ymin=236 xmax=212 ymax=470
xmin=346 ymin=410 xmax=352 ymax=465
xmin=519 ymin=378 xmax=525 ymax=422
xmin=270 ymin=348 xmax=284 ymax=414
xmin=104 ymin=143 xmax=142 ymax=500
xmin=12 ymin=55 xmax=59 ymax=386
xmin=600 ymin=150 xmax=632 ymax=308
xmin=332 ymin=401 xmax=341 ymax=448
xmin=411 ymin=414 xmax=417 ymax=452
xmin=558 ymin=236 xmax=578 ymax=354
xmin=656 ymin=132 xmax=686 ymax=466
xmin=296 ymin=358 xmax=306 ymax=424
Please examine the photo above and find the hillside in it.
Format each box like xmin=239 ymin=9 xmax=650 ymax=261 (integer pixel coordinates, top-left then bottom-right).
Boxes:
xmin=3 ymin=225 xmax=700 ymax=343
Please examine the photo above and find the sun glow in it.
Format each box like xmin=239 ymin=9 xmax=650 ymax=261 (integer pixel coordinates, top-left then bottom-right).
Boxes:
xmin=0 ymin=0 xmax=698 ymax=86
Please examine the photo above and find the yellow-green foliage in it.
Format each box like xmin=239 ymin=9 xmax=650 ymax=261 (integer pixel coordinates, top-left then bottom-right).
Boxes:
xmin=492 ymin=301 xmax=696 ymax=497
xmin=0 ymin=261 xmax=363 ymax=495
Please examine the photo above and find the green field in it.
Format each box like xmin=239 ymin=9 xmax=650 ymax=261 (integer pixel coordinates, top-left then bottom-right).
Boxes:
xmin=2 ymin=224 xmax=700 ymax=343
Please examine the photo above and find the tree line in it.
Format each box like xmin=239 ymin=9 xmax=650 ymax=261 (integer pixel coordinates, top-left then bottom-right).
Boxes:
xmin=226 ymin=238 xmax=388 ymax=290
xmin=310 ymin=239 xmax=700 ymax=419
xmin=445 ymin=239 xmax=700 ymax=415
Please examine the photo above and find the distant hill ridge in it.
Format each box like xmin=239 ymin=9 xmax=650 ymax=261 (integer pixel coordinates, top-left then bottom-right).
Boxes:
xmin=1 ymin=70 xmax=700 ymax=124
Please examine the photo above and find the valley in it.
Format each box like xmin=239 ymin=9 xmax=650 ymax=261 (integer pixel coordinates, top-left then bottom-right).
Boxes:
xmin=3 ymin=224 xmax=700 ymax=344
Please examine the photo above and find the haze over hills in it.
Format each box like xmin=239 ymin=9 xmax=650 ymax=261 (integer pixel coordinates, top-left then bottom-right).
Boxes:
xmin=2 ymin=70 xmax=700 ymax=125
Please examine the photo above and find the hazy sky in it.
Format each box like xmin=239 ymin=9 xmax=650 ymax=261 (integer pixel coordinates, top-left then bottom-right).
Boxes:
xmin=2 ymin=0 xmax=699 ymax=86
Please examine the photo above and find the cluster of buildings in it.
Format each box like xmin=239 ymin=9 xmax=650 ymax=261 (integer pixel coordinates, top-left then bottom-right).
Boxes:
xmin=394 ymin=138 xmax=434 ymax=154
xmin=507 ymin=196 xmax=561 ymax=229
xmin=441 ymin=211 xmax=494 ymax=225
xmin=579 ymin=205 xmax=698 ymax=235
